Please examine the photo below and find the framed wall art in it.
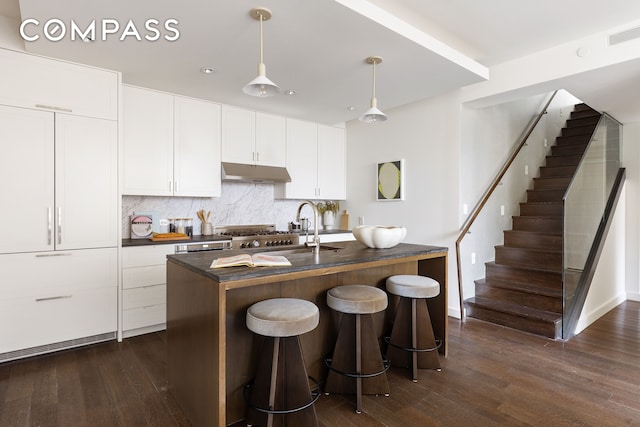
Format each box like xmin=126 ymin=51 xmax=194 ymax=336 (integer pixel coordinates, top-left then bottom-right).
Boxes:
xmin=377 ymin=159 xmax=404 ymax=201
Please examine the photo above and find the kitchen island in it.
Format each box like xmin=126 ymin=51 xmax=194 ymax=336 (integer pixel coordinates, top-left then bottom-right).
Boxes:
xmin=166 ymin=241 xmax=448 ymax=427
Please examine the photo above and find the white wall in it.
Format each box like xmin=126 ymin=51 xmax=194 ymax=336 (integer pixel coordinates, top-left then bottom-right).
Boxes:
xmin=575 ymin=186 xmax=627 ymax=334
xmin=623 ymin=123 xmax=640 ymax=300
xmin=344 ymin=90 xmax=463 ymax=316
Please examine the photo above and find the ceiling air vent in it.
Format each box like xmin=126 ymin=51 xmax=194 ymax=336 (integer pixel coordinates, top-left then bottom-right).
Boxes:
xmin=609 ymin=26 xmax=640 ymax=46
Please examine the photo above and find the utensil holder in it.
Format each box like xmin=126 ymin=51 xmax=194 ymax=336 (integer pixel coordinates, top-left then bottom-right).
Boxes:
xmin=202 ymin=222 xmax=213 ymax=236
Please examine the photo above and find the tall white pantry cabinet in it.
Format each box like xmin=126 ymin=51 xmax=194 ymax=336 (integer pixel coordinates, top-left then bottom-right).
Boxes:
xmin=0 ymin=48 xmax=119 ymax=361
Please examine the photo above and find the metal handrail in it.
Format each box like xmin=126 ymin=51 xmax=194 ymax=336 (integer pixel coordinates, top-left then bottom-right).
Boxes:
xmin=455 ymin=91 xmax=558 ymax=321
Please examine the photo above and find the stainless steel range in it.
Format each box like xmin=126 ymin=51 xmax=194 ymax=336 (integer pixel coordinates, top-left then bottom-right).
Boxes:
xmin=214 ymin=224 xmax=298 ymax=249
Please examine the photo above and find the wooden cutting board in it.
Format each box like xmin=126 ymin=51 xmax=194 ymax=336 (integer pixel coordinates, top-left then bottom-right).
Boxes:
xmin=149 ymin=233 xmax=190 ymax=242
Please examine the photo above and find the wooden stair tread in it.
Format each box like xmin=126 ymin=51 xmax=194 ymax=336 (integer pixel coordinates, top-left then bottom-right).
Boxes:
xmin=475 ymin=278 xmax=562 ymax=297
xmin=466 ymin=296 xmax=561 ymax=323
xmin=485 ymin=261 xmax=562 ymax=276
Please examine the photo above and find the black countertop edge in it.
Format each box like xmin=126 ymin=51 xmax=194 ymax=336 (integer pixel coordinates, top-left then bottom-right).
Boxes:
xmin=166 ymin=241 xmax=448 ymax=283
xmin=122 ymin=235 xmax=231 ymax=247
xmin=122 ymin=229 xmax=353 ymax=247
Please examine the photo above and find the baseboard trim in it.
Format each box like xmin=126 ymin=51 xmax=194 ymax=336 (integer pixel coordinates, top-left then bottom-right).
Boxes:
xmin=0 ymin=332 xmax=116 ymax=363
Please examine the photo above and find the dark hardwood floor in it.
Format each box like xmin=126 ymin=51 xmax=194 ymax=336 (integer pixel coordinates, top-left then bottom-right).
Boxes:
xmin=1 ymin=301 xmax=640 ymax=426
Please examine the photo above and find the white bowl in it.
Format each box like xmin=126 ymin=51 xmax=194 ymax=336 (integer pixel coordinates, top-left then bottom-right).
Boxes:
xmin=352 ymin=225 xmax=407 ymax=249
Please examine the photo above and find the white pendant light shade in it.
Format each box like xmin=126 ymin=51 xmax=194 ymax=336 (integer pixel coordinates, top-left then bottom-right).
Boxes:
xmin=359 ymin=56 xmax=387 ymax=123
xmin=243 ymin=62 xmax=280 ymax=97
xmin=243 ymin=8 xmax=280 ymax=97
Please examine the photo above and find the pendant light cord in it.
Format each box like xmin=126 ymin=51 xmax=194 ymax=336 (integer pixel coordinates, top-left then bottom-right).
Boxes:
xmin=372 ymin=60 xmax=376 ymax=100
xmin=259 ymin=12 xmax=264 ymax=65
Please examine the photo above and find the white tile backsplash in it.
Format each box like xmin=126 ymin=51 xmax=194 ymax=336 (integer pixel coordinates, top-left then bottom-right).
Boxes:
xmin=122 ymin=182 xmax=305 ymax=238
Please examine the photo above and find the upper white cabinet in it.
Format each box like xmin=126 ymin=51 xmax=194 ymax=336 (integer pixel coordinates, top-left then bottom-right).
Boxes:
xmin=0 ymin=105 xmax=118 ymax=254
xmin=275 ymin=118 xmax=346 ymax=200
xmin=122 ymin=85 xmax=222 ymax=197
xmin=222 ymin=105 xmax=286 ymax=167
xmin=0 ymin=48 xmax=118 ymax=120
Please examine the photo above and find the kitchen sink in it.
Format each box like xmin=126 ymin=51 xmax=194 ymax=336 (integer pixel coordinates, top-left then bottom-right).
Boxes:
xmin=262 ymin=245 xmax=342 ymax=256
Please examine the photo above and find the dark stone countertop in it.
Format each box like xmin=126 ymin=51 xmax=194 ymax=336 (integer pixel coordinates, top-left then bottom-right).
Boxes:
xmin=167 ymin=241 xmax=447 ymax=284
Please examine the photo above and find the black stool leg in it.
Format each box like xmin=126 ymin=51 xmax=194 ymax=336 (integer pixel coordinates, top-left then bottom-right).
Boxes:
xmin=247 ymin=336 xmax=319 ymax=427
xmin=387 ymin=297 xmax=441 ymax=381
xmin=325 ymin=313 xmax=390 ymax=413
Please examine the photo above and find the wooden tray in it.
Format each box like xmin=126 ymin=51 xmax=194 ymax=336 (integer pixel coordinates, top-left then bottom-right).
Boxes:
xmin=149 ymin=234 xmax=190 ymax=242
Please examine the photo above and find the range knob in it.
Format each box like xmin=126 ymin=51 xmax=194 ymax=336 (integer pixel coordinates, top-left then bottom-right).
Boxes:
xmin=251 ymin=240 xmax=260 ymax=247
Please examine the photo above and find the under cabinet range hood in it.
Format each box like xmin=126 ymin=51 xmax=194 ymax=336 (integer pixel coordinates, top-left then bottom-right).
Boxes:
xmin=221 ymin=162 xmax=291 ymax=183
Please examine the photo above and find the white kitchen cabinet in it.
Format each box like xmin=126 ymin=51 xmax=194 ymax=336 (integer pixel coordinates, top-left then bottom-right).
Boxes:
xmin=0 ymin=105 xmax=118 ymax=254
xmin=0 ymin=248 xmax=117 ymax=359
xmin=221 ymin=105 xmax=286 ymax=167
xmin=0 ymin=48 xmax=118 ymax=120
xmin=121 ymin=245 xmax=175 ymax=337
xmin=275 ymin=118 xmax=346 ymax=200
xmin=317 ymin=124 xmax=347 ymax=200
xmin=122 ymin=85 xmax=222 ymax=197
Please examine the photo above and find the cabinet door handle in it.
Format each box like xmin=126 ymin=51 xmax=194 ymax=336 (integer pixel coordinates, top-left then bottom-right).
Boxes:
xmin=57 ymin=206 xmax=62 ymax=244
xmin=256 ymin=152 xmax=260 ymax=162
xmin=35 ymin=252 xmax=72 ymax=257
xmin=174 ymin=181 xmax=179 ymax=192
xmin=35 ymin=295 xmax=72 ymax=302
xmin=47 ymin=207 xmax=52 ymax=245
xmin=169 ymin=181 xmax=173 ymax=192
xmin=35 ymin=104 xmax=73 ymax=113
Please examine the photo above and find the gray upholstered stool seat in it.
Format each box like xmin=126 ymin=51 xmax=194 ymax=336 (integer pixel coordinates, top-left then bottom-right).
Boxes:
xmin=245 ymin=298 xmax=320 ymax=427
xmin=325 ymin=285 xmax=390 ymax=414
xmin=247 ymin=297 xmax=319 ymax=337
xmin=385 ymin=275 xmax=442 ymax=382
xmin=386 ymin=275 xmax=440 ymax=299
xmin=327 ymin=284 xmax=388 ymax=314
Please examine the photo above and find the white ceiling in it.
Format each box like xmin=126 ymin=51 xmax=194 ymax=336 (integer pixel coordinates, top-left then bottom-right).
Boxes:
xmin=6 ymin=0 xmax=640 ymax=124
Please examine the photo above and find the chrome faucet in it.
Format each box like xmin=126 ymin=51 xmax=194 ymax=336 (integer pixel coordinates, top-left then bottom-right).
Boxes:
xmin=296 ymin=200 xmax=320 ymax=254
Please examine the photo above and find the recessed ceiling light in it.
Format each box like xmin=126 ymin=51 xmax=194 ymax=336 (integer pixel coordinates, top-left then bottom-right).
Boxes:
xmin=201 ymin=67 xmax=217 ymax=74
xmin=284 ymin=90 xmax=297 ymax=96
xmin=347 ymin=106 xmax=357 ymax=111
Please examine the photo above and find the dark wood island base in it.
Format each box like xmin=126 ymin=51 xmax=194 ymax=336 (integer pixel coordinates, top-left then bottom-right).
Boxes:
xmin=166 ymin=241 xmax=448 ymax=426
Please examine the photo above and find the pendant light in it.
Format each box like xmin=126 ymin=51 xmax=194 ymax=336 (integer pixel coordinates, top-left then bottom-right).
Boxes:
xmin=359 ymin=56 xmax=387 ymax=123
xmin=243 ymin=8 xmax=280 ymax=97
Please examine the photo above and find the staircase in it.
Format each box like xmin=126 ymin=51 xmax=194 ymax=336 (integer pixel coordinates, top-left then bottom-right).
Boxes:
xmin=465 ymin=103 xmax=602 ymax=339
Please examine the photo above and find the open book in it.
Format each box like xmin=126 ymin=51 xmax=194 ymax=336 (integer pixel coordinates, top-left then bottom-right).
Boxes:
xmin=210 ymin=253 xmax=292 ymax=268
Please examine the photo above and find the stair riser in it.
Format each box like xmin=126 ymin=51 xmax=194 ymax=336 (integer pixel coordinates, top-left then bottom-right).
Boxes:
xmin=512 ymin=217 xmax=563 ymax=233
xmin=485 ymin=263 xmax=562 ymax=289
xmin=503 ymin=230 xmax=562 ymax=249
xmin=545 ymin=154 xmax=583 ymax=167
xmin=570 ymin=105 xmax=598 ymax=118
xmin=565 ymin=116 xmax=601 ymax=128
xmin=539 ymin=165 xmax=577 ymax=177
xmin=519 ymin=203 xmax=563 ymax=216
xmin=562 ymin=124 xmax=597 ymax=137
xmin=533 ymin=177 xmax=571 ymax=190
xmin=495 ymin=246 xmax=562 ymax=270
xmin=465 ymin=304 xmax=560 ymax=338
xmin=474 ymin=282 xmax=563 ymax=313
xmin=526 ymin=189 xmax=565 ymax=202
xmin=555 ymin=134 xmax=592 ymax=146
xmin=526 ymin=190 xmax=565 ymax=203
xmin=551 ymin=144 xmax=587 ymax=156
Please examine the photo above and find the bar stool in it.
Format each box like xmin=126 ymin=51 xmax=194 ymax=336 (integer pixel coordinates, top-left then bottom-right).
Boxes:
xmin=385 ymin=275 xmax=442 ymax=382
xmin=324 ymin=285 xmax=390 ymax=414
xmin=245 ymin=298 xmax=320 ymax=427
